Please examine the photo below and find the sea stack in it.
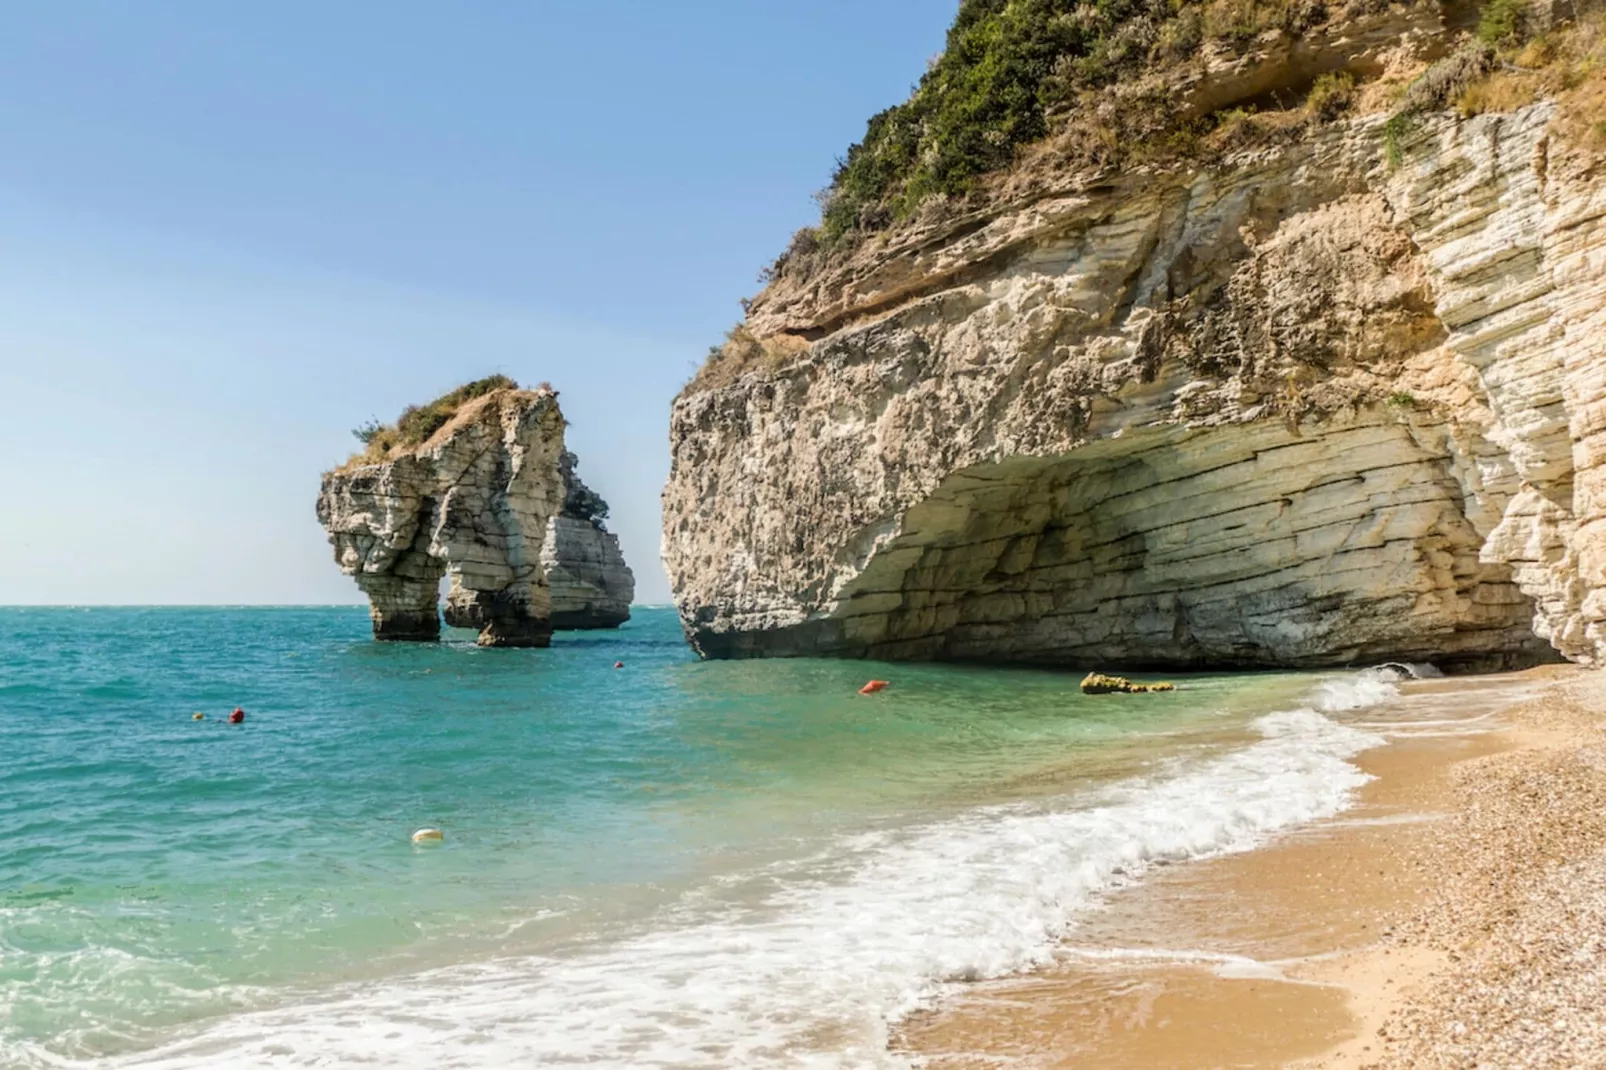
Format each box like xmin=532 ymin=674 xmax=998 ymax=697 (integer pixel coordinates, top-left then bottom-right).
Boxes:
xmin=663 ymin=13 xmax=1606 ymax=671
xmin=542 ymin=450 xmax=635 ymax=629
xmin=318 ymin=379 xmax=630 ymax=645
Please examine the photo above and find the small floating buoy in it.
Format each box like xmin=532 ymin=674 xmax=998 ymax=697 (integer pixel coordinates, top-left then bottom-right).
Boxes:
xmin=613 ymin=661 xmax=624 ymax=669
xmin=412 ymin=827 xmax=444 ymax=844
xmin=858 ymin=680 xmax=889 ymax=695
xmin=229 ymin=707 xmax=245 ymax=724
xmin=192 ymin=712 xmax=205 ymax=721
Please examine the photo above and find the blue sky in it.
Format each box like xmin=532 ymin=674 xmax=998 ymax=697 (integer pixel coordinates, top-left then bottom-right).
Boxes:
xmin=0 ymin=1 xmax=952 ymax=604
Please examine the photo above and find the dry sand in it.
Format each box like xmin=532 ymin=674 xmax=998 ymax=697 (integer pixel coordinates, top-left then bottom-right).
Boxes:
xmin=898 ymin=665 xmax=1606 ymax=1068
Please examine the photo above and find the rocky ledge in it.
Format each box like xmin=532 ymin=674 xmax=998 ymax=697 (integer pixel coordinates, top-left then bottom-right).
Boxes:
xmin=664 ymin=59 xmax=1606 ymax=670
xmin=318 ymin=386 xmax=632 ymax=645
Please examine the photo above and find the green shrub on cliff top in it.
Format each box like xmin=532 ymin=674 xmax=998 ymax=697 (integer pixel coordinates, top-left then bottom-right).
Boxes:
xmin=393 ymin=375 xmax=519 ymax=446
xmin=820 ymin=0 xmax=1187 ymax=239
xmin=816 ymin=0 xmax=1312 ymax=242
xmin=783 ymin=0 xmax=1578 ymax=266
xmin=1477 ymin=0 xmax=1530 ymax=46
xmin=349 ymin=375 xmax=520 ymax=464
xmin=821 ymin=0 xmax=1078 ymax=237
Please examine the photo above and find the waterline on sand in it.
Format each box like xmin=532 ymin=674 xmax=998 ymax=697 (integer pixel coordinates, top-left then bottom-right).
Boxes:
xmin=94 ymin=682 xmax=1385 ymax=1068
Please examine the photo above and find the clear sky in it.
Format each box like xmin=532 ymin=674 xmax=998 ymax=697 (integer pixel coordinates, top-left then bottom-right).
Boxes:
xmin=0 ymin=1 xmax=952 ymax=605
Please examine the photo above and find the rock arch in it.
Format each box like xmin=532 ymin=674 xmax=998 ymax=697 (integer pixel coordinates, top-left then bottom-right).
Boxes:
xmin=318 ymin=388 xmax=565 ymax=647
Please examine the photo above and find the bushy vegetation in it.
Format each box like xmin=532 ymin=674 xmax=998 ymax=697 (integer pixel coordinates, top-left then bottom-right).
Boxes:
xmin=559 ymin=450 xmax=611 ymax=527
xmin=713 ymin=0 xmax=1606 ymax=398
xmin=1305 ymin=70 xmax=1356 ymax=120
xmin=349 ymin=375 xmax=519 ymax=463
xmin=394 ymin=375 xmax=519 ymax=445
xmin=1477 ymin=0 xmax=1530 ymax=45
xmin=814 ymin=0 xmax=1313 ymax=243
xmin=1381 ymin=5 xmax=1606 ymax=167
xmin=766 ymin=0 xmax=1606 ymax=268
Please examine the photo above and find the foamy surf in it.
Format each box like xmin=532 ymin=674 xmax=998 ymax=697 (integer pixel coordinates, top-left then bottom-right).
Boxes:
xmin=87 ymin=677 xmax=1386 ymax=1070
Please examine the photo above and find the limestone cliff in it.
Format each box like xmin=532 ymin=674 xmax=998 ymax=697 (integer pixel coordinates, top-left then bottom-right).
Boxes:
xmin=664 ymin=16 xmax=1606 ymax=670
xmin=318 ymin=387 xmax=576 ymax=646
xmin=543 ymin=451 xmax=635 ymax=629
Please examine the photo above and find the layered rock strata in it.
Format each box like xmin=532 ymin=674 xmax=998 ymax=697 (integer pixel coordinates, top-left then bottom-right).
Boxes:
xmin=318 ymin=388 xmax=567 ymax=647
xmin=664 ymin=99 xmax=1606 ymax=669
xmin=542 ymin=451 xmax=635 ymax=629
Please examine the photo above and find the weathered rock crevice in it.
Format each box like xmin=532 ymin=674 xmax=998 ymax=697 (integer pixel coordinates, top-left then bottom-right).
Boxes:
xmin=665 ymin=100 xmax=1606 ymax=670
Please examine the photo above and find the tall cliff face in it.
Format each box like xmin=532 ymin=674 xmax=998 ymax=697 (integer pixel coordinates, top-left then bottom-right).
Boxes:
xmin=318 ymin=388 xmax=569 ymax=647
xmin=664 ymin=88 xmax=1606 ymax=668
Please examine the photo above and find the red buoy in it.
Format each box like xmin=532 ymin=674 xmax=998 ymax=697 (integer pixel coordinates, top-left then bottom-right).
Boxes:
xmin=229 ymin=707 xmax=245 ymax=724
xmin=858 ymin=680 xmax=889 ymax=695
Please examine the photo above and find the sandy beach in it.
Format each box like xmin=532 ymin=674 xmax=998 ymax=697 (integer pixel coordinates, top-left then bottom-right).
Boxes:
xmin=899 ymin=665 xmax=1606 ymax=1069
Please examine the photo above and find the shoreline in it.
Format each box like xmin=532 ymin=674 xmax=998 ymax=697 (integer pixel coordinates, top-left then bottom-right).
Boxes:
xmin=898 ymin=664 xmax=1606 ymax=1068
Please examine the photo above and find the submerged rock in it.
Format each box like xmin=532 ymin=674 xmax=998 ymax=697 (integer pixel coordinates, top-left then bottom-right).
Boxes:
xmin=1080 ymin=673 xmax=1176 ymax=695
xmin=318 ymin=385 xmax=631 ymax=645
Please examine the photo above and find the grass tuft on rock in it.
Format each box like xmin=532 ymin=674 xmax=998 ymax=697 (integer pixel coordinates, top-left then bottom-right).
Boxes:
xmin=347 ymin=375 xmax=520 ymax=466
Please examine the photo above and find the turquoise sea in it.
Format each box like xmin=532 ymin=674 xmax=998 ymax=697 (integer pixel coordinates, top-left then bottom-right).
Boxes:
xmin=0 ymin=606 xmax=1395 ymax=1068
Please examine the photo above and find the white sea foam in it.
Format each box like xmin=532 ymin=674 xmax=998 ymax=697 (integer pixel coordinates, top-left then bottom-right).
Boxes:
xmin=94 ymin=686 xmax=1385 ymax=1070
xmin=1312 ymin=667 xmax=1402 ymax=712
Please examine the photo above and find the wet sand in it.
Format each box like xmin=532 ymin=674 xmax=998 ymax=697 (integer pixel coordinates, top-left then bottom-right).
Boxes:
xmin=897 ymin=665 xmax=1606 ymax=1068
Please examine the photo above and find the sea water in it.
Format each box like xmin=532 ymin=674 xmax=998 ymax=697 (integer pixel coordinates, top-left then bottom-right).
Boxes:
xmin=0 ymin=607 xmax=1391 ymax=1068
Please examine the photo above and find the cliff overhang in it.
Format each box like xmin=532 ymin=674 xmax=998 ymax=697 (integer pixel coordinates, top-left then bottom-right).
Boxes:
xmin=664 ymin=91 xmax=1606 ymax=670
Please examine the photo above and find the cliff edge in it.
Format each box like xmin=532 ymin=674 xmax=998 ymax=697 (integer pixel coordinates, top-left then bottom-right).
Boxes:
xmin=663 ymin=3 xmax=1606 ymax=670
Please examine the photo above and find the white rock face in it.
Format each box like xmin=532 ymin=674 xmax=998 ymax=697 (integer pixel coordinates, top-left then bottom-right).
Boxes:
xmin=664 ymin=101 xmax=1606 ymax=670
xmin=541 ymin=517 xmax=634 ymax=628
xmin=318 ymin=388 xmax=569 ymax=646
xmin=542 ymin=452 xmax=634 ymax=628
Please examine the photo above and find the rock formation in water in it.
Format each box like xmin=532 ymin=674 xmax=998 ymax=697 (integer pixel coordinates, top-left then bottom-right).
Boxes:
xmin=319 ymin=384 xmax=631 ymax=645
xmin=663 ymin=5 xmax=1606 ymax=670
xmin=1080 ymin=673 xmax=1176 ymax=694
xmin=543 ymin=451 xmax=635 ymax=628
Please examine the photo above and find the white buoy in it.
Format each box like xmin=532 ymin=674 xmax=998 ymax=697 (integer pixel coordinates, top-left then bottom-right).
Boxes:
xmin=411 ymin=827 xmax=444 ymax=844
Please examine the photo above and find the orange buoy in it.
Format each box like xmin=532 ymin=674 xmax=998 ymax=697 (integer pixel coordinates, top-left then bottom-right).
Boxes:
xmin=858 ymin=680 xmax=889 ymax=695
xmin=229 ymin=707 xmax=245 ymax=724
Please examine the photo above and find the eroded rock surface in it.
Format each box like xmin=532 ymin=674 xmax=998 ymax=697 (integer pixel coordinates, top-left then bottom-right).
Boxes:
xmin=318 ymin=388 xmax=567 ymax=647
xmin=542 ymin=451 xmax=634 ymax=629
xmin=664 ymin=100 xmax=1606 ymax=669
xmin=1081 ymin=673 xmax=1176 ymax=694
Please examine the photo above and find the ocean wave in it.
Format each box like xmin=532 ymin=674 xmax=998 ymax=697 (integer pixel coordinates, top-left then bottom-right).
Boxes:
xmin=1312 ymin=666 xmax=1405 ymax=712
xmin=75 ymin=679 xmax=1386 ymax=1070
xmin=0 ymin=921 xmax=266 ymax=1070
